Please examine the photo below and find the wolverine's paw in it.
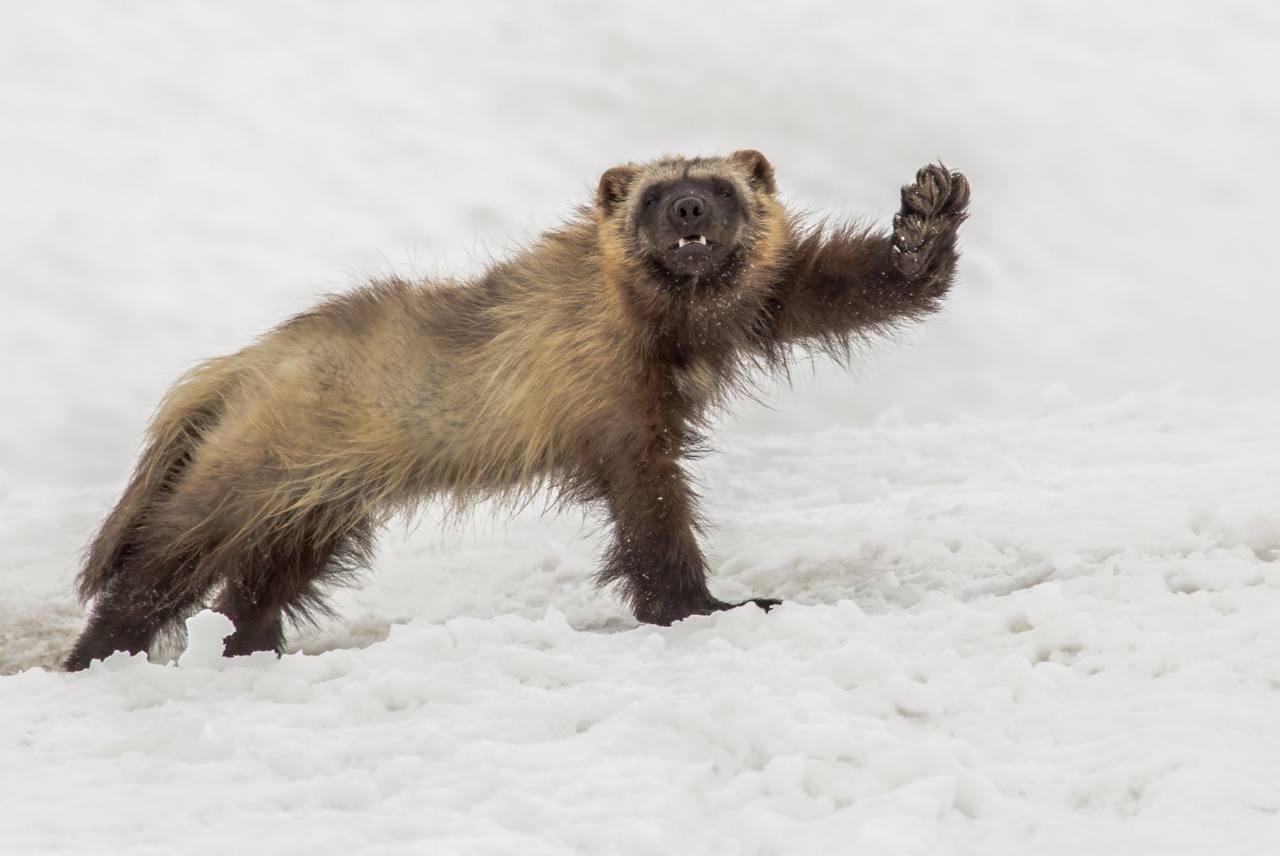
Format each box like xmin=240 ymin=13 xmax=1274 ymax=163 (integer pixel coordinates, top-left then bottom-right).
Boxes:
xmin=892 ymin=164 xmax=969 ymax=283
xmin=738 ymin=597 xmax=782 ymax=613
xmin=634 ymin=595 xmax=780 ymax=626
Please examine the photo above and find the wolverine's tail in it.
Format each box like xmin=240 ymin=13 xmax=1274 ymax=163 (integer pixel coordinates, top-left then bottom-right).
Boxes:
xmin=75 ymin=355 xmax=240 ymax=602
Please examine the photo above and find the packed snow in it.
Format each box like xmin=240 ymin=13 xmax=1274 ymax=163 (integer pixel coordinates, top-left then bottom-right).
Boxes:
xmin=2 ymin=2 xmax=1278 ymax=854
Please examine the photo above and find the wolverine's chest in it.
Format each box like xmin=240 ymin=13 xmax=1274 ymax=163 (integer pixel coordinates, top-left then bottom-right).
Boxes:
xmin=670 ymin=358 xmax=721 ymax=407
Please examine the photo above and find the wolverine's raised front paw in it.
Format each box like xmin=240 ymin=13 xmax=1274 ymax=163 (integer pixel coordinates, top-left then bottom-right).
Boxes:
xmin=892 ymin=164 xmax=970 ymax=284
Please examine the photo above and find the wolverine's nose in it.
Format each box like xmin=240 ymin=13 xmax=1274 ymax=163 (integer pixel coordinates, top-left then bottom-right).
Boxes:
xmin=670 ymin=195 xmax=706 ymax=227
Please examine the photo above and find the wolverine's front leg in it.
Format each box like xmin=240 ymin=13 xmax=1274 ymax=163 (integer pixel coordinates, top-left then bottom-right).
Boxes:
xmin=596 ymin=451 xmax=777 ymax=625
xmin=769 ymin=164 xmax=970 ymax=343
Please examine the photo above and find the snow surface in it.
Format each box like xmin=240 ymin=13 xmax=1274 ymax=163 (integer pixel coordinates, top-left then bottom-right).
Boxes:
xmin=2 ymin=2 xmax=1279 ymax=854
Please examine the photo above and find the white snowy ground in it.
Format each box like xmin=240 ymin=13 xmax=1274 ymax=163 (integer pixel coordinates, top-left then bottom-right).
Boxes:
xmin=2 ymin=3 xmax=1279 ymax=854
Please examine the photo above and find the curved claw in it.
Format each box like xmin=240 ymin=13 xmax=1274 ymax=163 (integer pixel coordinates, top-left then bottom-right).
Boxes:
xmin=946 ymin=171 xmax=971 ymax=213
xmin=902 ymin=164 xmax=951 ymax=216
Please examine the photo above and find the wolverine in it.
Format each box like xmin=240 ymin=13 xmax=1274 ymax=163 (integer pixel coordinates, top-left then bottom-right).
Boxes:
xmin=64 ymin=151 xmax=970 ymax=671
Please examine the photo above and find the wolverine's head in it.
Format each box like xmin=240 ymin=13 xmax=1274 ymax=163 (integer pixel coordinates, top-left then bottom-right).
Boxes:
xmin=596 ymin=150 xmax=782 ymax=283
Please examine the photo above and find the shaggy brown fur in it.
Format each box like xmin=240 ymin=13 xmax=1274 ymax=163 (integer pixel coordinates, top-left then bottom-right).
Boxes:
xmin=65 ymin=151 xmax=969 ymax=670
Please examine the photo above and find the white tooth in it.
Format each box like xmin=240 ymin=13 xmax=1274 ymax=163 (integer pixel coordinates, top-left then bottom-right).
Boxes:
xmin=697 ymin=235 xmax=708 ymax=245
xmin=678 ymin=238 xmax=689 ymax=248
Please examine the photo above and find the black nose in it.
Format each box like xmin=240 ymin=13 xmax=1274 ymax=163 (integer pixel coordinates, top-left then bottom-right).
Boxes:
xmin=670 ymin=195 xmax=706 ymax=227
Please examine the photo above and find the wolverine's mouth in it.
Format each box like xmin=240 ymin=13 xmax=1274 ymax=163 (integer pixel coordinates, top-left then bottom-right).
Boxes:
xmin=674 ymin=235 xmax=710 ymax=249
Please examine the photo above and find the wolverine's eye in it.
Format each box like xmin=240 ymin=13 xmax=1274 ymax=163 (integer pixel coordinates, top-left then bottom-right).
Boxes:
xmin=717 ymin=189 xmax=732 ymax=199
xmin=644 ymin=195 xmax=659 ymax=208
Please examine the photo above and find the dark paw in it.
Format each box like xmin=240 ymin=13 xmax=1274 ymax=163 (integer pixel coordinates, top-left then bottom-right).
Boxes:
xmin=892 ymin=164 xmax=969 ymax=283
xmin=634 ymin=595 xmax=781 ymax=625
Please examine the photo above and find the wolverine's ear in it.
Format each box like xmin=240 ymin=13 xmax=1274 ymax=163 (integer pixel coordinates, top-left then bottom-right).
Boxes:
xmin=728 ymin=149 xmax=777 ymax=194
xmin=596 ymin=164 xmax=640 ymax=214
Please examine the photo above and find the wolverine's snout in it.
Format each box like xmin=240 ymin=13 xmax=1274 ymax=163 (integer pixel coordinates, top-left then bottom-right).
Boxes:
xmin=669 ymin=195 xmax=706 ymax=228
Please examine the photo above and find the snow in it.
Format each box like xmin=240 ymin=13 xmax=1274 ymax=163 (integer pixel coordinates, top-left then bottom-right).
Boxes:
xmin=2 ymin=2 xmax=1279 ymax=854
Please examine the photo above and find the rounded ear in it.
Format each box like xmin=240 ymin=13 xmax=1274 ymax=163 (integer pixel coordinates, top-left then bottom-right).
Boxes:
xmin=727 ymin=149 xmax=777 ymax=194
xmin=596 ymin=164 xmax=640 ymax=214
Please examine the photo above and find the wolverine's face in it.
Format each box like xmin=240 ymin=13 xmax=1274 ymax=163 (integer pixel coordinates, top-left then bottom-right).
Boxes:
xmin=630 ymin=174 xmax=748 ymax=277
xmin=597 ymin=150 xmax=779 ymax=281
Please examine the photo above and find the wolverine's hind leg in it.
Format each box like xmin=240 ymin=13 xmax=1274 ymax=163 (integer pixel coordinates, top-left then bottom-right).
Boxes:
xmin=63 ymin=547 xmax=205 ymax=671
xmin=64 ymin=492 xmax=229 ymax=671
xmin=217 ymin=509 xmax=376 ymax=658
xmin=217 ymin=582 xmax=287 ymax=657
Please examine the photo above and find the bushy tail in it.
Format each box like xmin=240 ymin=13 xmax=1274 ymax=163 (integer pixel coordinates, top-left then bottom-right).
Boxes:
xmin=75 ymin=355 xmax=240 ymax=602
